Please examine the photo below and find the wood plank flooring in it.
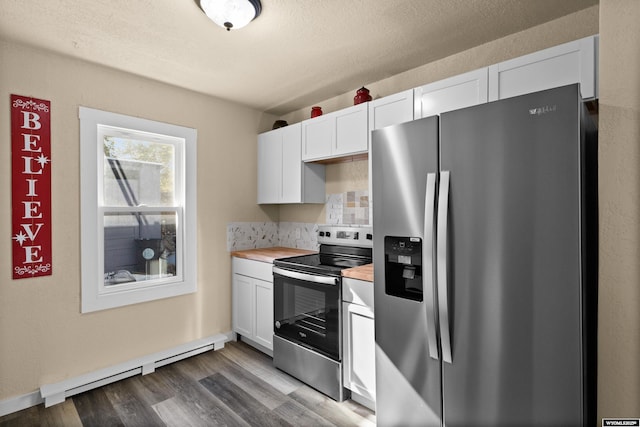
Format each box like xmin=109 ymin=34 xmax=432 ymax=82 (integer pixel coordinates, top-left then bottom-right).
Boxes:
xmin=0 ymin=340 xmax=376 ymax=427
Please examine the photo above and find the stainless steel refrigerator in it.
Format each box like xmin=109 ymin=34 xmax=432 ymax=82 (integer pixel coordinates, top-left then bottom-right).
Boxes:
xmin=371 ymin=84 xmax=597 ymax=427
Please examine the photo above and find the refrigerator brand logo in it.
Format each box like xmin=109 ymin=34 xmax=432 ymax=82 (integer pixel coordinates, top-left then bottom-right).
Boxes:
xmin=529 ymin=104 xmax=557 ymax=115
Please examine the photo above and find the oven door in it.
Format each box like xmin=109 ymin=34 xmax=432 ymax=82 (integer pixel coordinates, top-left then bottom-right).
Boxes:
xmin=273 ymin=266 xmax=341 ymax=361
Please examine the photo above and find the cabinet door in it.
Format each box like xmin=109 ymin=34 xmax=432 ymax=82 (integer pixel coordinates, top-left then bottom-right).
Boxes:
xmin=281 ymin=123 xmax=303 ymax=203
xmin=334 ymin=103 xmax=369 ymax=157
xmin=414 ymin=68 xmax=489 ymax=118
xmin=233 ymin=273 xmax=254 ymax=338
xmin=488 ymin=35 xmax=597 ymax=101
xmin=254 ymin=279 xmax=274 ymax=350
xmin=343 ymin=302 xmax=376 ymax=404
xmin=302 ymin=115 xmax=334 ymax=161
xmin=257 ymin=130 xmax=282 ymax=204
xmin=369 ymin=89 xmax=414 ymax=131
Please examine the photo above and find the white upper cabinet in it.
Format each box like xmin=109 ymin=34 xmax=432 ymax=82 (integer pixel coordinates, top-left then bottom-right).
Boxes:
xmin=257 ymin=128 xmax=281 ymax=204
xmin=368 ymin=89 xmax=414 ymax=131
xmin=414 ymin=68 xmax=489 ymax=119
xmin=257 ymin=123 xmax=325 ymax=204
xmin=280 ymin=125 xmax=304 ymax=203
xmin=301 ymin=114 xmax=334 ymax=161
xmin=334 ymin=103 xmax=369 ymax=157
xmin=488 ymin=35 xmax=598 ymax=101
xmin=302 ymin=103 xmax=369 ymax=161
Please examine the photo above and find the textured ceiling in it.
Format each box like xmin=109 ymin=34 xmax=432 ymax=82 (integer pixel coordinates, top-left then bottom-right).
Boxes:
xmin=0 ymin=0 xmax=598 ymax=115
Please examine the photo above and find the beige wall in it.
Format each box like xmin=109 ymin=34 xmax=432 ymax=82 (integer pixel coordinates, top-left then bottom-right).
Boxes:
xmin=597 ymin=0 xmax=640 ymax=420
xmin=0 ymin=40 xmax=278 ymax=399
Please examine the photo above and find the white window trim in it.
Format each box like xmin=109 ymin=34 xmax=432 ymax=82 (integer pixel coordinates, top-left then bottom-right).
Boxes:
xmin=80 ymin=107 xmax=197 ymax=313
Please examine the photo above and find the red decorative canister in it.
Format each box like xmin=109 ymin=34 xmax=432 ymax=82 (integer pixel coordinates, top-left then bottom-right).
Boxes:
xmin=354 ymin=86 xmax=372 ymax=105
xmin=311 ymin=106 xmax=323 ymax=118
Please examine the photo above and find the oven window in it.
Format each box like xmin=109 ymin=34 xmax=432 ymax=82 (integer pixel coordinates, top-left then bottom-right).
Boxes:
xmin=274 ymin=272 xmax=341 ymax=360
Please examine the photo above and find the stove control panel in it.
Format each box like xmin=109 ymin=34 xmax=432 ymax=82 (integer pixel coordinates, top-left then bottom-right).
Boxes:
xmin=318 ymin=225 xmax=373 ymax=247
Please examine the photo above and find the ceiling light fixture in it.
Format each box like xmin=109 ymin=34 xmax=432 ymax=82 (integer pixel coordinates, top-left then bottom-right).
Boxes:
xmin=197 ymin=0 xmax=262 ymax=31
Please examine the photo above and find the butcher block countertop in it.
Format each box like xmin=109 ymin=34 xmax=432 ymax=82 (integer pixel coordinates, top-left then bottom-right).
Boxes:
xmin=230 ymin=247 xmax=316 ymax=263
xmin=342 ymin=263 xmax=374 ymax=282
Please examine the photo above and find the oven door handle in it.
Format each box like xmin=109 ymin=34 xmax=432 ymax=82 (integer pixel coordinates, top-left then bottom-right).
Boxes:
xmin=273 ymin=267 xmax=339 ymax=286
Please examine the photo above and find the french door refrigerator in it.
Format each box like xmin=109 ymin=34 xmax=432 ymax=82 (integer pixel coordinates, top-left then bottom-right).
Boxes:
xmin=372 ymin=84 xmax=597 ymax=427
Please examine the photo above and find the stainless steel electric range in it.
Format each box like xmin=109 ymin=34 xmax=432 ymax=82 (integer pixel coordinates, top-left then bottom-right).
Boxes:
xmin=272 ymin=225 xmax=373 ymax=401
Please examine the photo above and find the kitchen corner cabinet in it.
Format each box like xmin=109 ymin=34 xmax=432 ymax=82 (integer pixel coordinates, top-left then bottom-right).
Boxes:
xmin=301 ymin=103 xmax=369 ymax=162
xmin=257 ymin=123 xmax=325 ymax=204
xmin=232 ymin=257 xmax=274 ymax=354
xmin=414 ymin=67 xmax=489 ymax=119
xmin=488 ymin=35 xmax=598 ymax=101
xmin=342 ymin=277 xmax=376 ymax=410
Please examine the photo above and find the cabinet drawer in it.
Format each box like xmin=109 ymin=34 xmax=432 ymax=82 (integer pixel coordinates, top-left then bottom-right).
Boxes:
xmin=342 ymin=277 xmax=374 ymax=310
xmin=232 ymin=257 xmax=273 ymax=282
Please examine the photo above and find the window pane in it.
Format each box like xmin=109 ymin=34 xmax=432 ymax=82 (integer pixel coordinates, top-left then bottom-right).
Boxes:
xmin=103 ymin=137 xmax=175 ymax=207
xmin=103 ymin=211 xmax=177 ymax=286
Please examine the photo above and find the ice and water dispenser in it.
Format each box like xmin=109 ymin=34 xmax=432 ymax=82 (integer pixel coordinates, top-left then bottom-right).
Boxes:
xmin=384 ymin=236 xmax=423 ymax=301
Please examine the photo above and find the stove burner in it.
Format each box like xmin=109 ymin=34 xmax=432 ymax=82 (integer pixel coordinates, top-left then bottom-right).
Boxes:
xmin=273 ymin=245 xmax=372 ymax=277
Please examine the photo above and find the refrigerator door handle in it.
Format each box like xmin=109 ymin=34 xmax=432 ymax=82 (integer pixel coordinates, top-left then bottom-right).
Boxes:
xmin=424 ymin=172 xmax=439 ymax=360
xmin=437 ymin=170 xmax=453 ymax=364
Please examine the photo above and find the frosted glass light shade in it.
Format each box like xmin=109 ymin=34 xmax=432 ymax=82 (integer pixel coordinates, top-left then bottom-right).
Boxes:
xmin=199 ymin=0 xmax=261 ymax=31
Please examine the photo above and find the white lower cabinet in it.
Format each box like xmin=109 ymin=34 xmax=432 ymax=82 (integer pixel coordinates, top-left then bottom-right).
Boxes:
xmin=342 ymin=277 xmax=376 ymax=410
xmin=232 ymin=257 xmax=274 ymax=354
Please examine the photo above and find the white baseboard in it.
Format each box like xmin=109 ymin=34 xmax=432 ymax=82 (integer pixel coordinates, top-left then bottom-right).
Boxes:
xmin=0 ymin=390 xmax=43 ymax=418
xmin=0 ymin=331 xmax=234 ymax=417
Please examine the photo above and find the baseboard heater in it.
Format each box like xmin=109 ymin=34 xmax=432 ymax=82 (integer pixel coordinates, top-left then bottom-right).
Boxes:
xmin=39 ymin=333 xmax=230 ymax=408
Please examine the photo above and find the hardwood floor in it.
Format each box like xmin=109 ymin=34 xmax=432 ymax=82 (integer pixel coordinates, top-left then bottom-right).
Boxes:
xmin=0 ymin=340 xmax=376 ymax=427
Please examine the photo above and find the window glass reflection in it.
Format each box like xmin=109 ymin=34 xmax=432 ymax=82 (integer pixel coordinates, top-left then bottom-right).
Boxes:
xmin=103 ymin=211 xmax=177 ymax=286
xmin=103 ymin=137 xmax=175 ymax=207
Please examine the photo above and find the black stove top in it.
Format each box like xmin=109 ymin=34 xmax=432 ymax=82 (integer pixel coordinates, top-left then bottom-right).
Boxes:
xmin=273 ymin=244 xmax=372 ymax=277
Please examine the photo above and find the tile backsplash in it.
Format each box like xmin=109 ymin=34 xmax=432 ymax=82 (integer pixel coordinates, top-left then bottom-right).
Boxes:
xmin=227 ymin=222 xmax=318 ymax=251
xmin=226 ymin=222 xmax=279 ymax=251
xmin=228 ymin=191 xmax=369 ymax=252
xmin=326 ymin=190 xmax=370 ymax=225
xmin=278 ymin=222 xmax=319 ymax=249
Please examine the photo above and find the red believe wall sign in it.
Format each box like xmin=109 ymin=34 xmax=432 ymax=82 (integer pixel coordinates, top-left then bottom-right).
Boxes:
xmin=11 ymin=94 xmax=52 ymax=279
